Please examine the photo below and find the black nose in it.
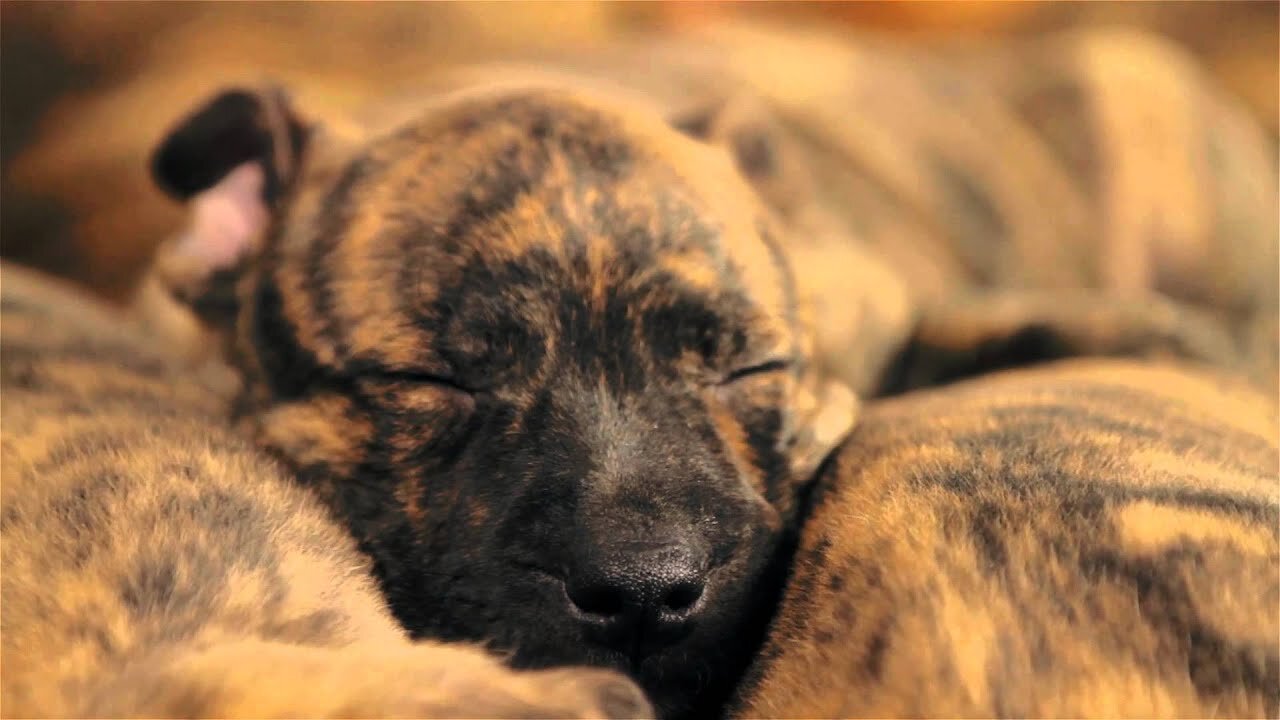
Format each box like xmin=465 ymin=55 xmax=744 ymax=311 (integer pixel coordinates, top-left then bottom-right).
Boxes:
xmin=564 ymin=542 xmax=708 ymax=657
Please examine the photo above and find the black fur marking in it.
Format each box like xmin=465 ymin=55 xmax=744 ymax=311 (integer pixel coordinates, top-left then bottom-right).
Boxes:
xmin=555 ymin=282 xmax=650 ymax=394
xmin=430 ymin=252 xmax=555 ymax=389
xmin=151 ymin=90 xmax=268 ymax=199
xmin=249 ymin=272 xmax=326 ymax=400
xmin=968 ymin=500 xmax=1010 ymax=572
xmin=303 ymin=153 xmax=372 ymax=364
xmin=1079 ymin=547 xmax=1280 ymax=709
xmin=744 ymin=407 xmax=790 ymax=508
xmin=642 ymin=295 xmax=725 ymax=366
xmin=183 ymin=266 xmax=243 ymax=329
xmin=440 ymin=140 xmax=548 ymax=249
xmin=119 ymin=554 xmax=182 ymax=618
xmin=862 ymin=615 xmax=893 ymax=682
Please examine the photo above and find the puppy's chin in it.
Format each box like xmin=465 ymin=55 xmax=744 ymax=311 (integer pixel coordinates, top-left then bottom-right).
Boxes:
xmin=507 ymin=636 xmax=730 ymax=720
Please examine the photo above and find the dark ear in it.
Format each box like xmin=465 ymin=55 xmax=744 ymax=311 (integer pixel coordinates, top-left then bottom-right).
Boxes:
xmin=147 ymin=86 xmax=308 ymax=335
xmin=151 ymin=86 xmax=308 ymax=206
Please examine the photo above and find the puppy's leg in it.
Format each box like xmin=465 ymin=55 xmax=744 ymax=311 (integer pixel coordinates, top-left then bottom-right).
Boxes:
xmin=874 ymin=289 xmax=1247 ymax=395
xmin=86 ymin=640 xmax=651 ymax=720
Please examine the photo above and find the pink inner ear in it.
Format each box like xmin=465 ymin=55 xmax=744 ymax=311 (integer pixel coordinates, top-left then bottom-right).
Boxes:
xmin=172 ymin=162 xmax=269 ymax=269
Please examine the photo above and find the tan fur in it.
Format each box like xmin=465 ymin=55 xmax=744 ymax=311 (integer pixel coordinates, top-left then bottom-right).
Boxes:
xmin=731 ymin=360 xmax=1279 ymax=718
xmin=0 ymin=263 xmax=652 ymax=719
xmin=559 ymin=23 xmax=1278 ymax=394
xmin=8 ymin=17 xmax=1272 ymax=719
xmin=126 ymin=26 xmax=1275 ymax=718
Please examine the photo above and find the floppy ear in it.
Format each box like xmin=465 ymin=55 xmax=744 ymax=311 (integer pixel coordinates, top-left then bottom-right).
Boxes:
xmin=788 ymin=372 xmax=858 ymax=488
xmin=780 ymin=282 xmax=862 ymax=495
xmin=149 ymin=86 xmax=309 ymax=329
xmin=152 ymin=86 xmax=308 ymax=205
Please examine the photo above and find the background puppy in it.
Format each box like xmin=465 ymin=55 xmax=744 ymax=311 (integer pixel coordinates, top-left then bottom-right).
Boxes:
xmin=732 ymin=359 xmax=1279 ymax=719
xmin=0 ymin=263 xmax=652 ymax=720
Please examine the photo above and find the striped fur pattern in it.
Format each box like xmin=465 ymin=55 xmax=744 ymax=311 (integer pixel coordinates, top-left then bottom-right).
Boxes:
xmin=0 ymin=263 xmax=652 ymax=719
xmin=141 ymin=27 xmax=1276 ymax=717
xmin=545 ymin=24 xmax=1278 ymax=394
xmin=146 ymin=82 xmax=856 ymax=719
xmin=731 ymin=359 xmax=1280 ymax=718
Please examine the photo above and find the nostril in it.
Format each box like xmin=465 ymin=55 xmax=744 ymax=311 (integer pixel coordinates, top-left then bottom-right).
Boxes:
xmin=661 ymin=581 xmax=703 ymax=613
xmin=567 ymin=582 xmax=627 ymax=618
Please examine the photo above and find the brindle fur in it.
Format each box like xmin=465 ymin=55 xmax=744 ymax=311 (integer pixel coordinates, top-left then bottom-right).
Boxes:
xmin=549 ymin=25 xmax=1278 ymax=394
xmin=732 ymin=359 xmax=1280 ymax=719
xmin=143 ymin=28 xmax=1275 ymax=720
xmin=0 ymin=263 xmax=652 ymax=719
xmin=148 ymin=80 xmax=858 ymax=718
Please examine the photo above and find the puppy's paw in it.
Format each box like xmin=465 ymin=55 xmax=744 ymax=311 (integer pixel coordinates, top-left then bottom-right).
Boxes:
xmin=87 ymin=640 xmax=654 ymax=719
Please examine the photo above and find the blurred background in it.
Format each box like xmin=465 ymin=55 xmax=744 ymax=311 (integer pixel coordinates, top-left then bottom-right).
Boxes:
xmin=2 ymin=1 xmax=1276 ymax=303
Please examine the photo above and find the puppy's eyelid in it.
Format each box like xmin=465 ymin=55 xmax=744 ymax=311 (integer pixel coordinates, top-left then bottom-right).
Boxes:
xmin=376 ymin=370 xmax=478 ymax=395
xmin=720 ymin=358 xmax=792 ymax=385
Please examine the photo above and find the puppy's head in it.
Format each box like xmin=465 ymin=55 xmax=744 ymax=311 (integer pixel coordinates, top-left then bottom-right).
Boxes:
xmin=150 ymin=79 xmax=855 ymax=717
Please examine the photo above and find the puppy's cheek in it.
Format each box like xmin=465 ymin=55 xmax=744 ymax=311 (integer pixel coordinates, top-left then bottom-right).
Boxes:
xmin=706 ymin=379 xmax=779 ymax=470
xmin=707 ymin=377 xmax=793 ymax=529
xmin=254 ymin=393 xmax=373 ymax=476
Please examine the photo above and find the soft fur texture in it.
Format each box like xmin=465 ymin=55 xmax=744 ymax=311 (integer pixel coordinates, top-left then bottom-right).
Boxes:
xmin=733 ymin=359 xmax=1279 ymax=719
xmin=552 ymin=25 xmax=1278 ymax=394
xmin=137 ymin=24 xmax=1280 ymax=716
xmin=144 ymin=58 xmax=1275 ymax=720
xmin=146 ymin=82 xmax=859 ymax=719
xmin=0 ymin=263 xmax=652 ymax=719
xmin=133 ymin=25 xmax=1275 ymax=720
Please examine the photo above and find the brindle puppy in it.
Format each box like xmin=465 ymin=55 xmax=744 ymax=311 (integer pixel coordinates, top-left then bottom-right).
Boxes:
xmin=730 ymin=359 xmax=1279 ymax=718
xmin=147 ymin=81 xmax=859 ymax=719
xmin=144 ymin=73 xmax=1254 ymax=717
xmin=0 ymin=263 xmax=651 ymax=719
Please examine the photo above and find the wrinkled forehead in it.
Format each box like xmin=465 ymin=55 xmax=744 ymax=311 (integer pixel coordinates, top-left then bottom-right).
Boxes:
xmin=269 ymin=89 xmax=796 ymax=376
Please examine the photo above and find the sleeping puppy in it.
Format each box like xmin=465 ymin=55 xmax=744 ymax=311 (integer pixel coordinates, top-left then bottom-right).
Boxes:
xmin=144 ymin=65 xmax=1258 ymax=716
xmin=146 ymin=80 xmax=857 ymax=719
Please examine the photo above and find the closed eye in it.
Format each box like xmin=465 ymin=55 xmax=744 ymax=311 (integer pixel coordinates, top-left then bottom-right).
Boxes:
xmin=377 ymin=370 xmax=478 ymax=395
xmin=720 ymin=358 xmax=792 ymax=385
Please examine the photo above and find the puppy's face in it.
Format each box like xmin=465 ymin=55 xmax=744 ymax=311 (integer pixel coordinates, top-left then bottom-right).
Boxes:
xmin=152 ymin=82 xmax=854 ymax=718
